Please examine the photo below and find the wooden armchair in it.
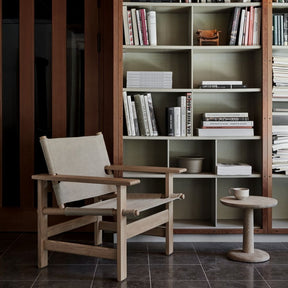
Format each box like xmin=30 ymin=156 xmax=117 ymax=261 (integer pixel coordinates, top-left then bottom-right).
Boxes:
xmin=32 ymin=133 xmax=185 ymax=281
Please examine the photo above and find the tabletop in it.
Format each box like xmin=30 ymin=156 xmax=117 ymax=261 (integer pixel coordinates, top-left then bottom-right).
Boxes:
xmin=220 ymin=196 xmax=278 ymax=209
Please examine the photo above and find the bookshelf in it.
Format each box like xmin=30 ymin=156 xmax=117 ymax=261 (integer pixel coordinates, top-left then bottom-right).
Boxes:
xmin=271 ymin=2 xmax=288 ymax=233
xmin=118 ymin=0 xmax=269 ymax=234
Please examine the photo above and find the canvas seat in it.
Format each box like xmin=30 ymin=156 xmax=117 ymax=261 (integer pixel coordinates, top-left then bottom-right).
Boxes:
xmin=32 ymin=133 xmax=186 ymax=281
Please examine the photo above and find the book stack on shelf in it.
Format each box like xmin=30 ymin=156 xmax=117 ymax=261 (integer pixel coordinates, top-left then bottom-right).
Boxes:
xmin=123 ymin=91 xmax=158 ymax=137
xmin=216 ymin=163 xmax=252 ymax=176
xmin=126 ymin=71 xmax=173 ymax=89
xmin=199 ymin=80 xmax=246 ymax=89
xmin=123 ymin=7 xmax=157 ymax=46
xmin=167 ymin=93 xmax=192 ymax=137
xmin=228 ymin=6 xmax=261 ymax=46
xmin=272 ymin=129 xmax=288 ymax=175
xmin=272 ymin=56 xmax=288 ymax=98
xmin=272 ymin=12 xmax=288 ymax=46
xmin=197 ymin=112 xmax=254 ymax=136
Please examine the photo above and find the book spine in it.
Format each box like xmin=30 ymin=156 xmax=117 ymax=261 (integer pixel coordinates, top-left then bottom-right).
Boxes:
xmin=140 ymin=9 xmax=149 ymax=45
xmin=123 ymin=91 xmax=132 ymax=136
xmin=174 ymin=107 xmax=181 ymax=137
xmin=127 ymin=10 xmax=134 ymax=45
xmin=134 ymin=94 xmax=150 ymax=136
xmin=203 ymin=112 xmax=249 ymax=118
xmin=186 ymin=92 xmax=192 ymax=136
xmin=127 ymin=95 xmax=136 ymax=136
xmin=238 ymin=9 xmax=246 ymax=46
xmin=136 ymin=10 xmax=144 ymax=45
xmin=244 ymin=10 xmax=250 ymax=45
xmin=131 ymin=8 xmax=139 ymax=46
xmin=229 ymin=7 xmax=241 ymax=45
xmin=144 ymin=95 xmax=154 ymax=136
xmin=147 ymin=11 xmax=157 ymax=46
xmin=122 ymin=6 xmax=130 ymax=45
xmin=131 ymin=101 xmax=140 ymax=136
xmin=248 ymin=6 xmax=254 ymax=45
xmin=177 ymin=96 xmax=186 ymax=136
xmin=167 ymin=107 xmax=174 ymax=136
xmin=202 ymin=121 xmax=254 ymax=127
xmin=284 ymin=13 xmax=288 ymax=46
xmin=147 ymin=93 xmax=158 ymax=136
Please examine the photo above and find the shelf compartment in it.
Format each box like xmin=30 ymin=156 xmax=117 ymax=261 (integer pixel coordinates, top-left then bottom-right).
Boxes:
xmin=169 ymin=139 xmax=215 ymax=173
xmin=217 ymin=140 xmax=262 ymax=173
xmin=123 ymin=51 xmax=191 ymax=89
xmin=193 ymin=50 xmax=262 ymax=88
xmin=123 ymin=139 xmax=167 ymax=166
xmin=174 ymin=178 xmax=216 ymax=227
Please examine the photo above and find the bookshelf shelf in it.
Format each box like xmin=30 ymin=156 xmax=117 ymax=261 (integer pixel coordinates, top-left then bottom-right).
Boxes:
xmin=119 ymin=0 xmax=267 ymax=235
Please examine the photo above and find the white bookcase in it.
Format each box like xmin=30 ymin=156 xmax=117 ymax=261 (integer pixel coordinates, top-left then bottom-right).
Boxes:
xmin=122 ymin=1 xmax=264 ymax=233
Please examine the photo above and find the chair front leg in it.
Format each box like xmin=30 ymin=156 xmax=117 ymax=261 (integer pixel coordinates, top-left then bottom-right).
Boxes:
xmin=37 ymin=180 xmax=48 ymax=268
xmin=165 ymin=173 xmax=174 ymax=256
xmin=117 ymin=185 xmax=127 ymax=282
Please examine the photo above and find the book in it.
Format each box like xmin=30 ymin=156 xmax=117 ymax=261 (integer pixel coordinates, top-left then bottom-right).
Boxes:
xmin=186 ymin=92 xmax=192 ymax=136
xmin=197 ymin=128 xmax=254 ymax=136
xmin=167 ymin=107 xmax=181 ymax=137
xmin=131 ymin=101 xmax=140 ymax=136
xmin=122 ymin=6 xmax=130 ymax=45
xmin=147 ymin=11 xmax=157 ymax=46
xmin=127 ymin=10 xmax=134 ymax=45
xmin=127 ymin=95 xmax=136 ymax=136
xmin=216 ymin=162 xmax=252 ymax=175
xmin=229 ymin=7 xmax=241 ymax=45
xmin=201 ymin=120 xmax=254 ymax=128
xmin=144 ymin=94 xmax=154 ymax=136
xmin=202 ymin=112 xmax=249 ymax=118
xmin=134 ymin=94 xmax=150 ymax=136
xmin=238 ymin=8 xmax=246 ymax=46
xmin=123 ymin=91 xmax=132 ymax=136
xmin=201 ymin=80 xmax=243 ymax=85
xmin=177 ymin=96 xmax=186 ymax=136
xmin=140 ymin=8 xmax=149 ymax=45
xmin=200 ymin=84 xmax=247 ymax=89
xmin=131 ymin=8 xmax=140 ymax=46
xmin=253 ymin=7 xmax=261 ymax=45
xmin=248 ymin=6 xmax=254 ymax=45
xmin=146 ymin=93 xmax=158 ymax=136
xmin=136 ymin=10 xmax=144 ymax=45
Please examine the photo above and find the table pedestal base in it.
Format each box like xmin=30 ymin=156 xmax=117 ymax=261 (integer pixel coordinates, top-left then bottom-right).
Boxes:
xmin=228 ymin=248 xmax=270 ymax=263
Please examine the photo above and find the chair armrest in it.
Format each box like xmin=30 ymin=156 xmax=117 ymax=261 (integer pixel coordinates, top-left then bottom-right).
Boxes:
xmin=32 ymin=174 xmax=140 ymax=186
xmin=105 ymin=165 xmax=187 ymax=174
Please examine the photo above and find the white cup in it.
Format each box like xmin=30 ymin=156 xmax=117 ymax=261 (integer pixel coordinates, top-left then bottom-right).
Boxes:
xmin=229 ymin=187 xmax=249 ymax=200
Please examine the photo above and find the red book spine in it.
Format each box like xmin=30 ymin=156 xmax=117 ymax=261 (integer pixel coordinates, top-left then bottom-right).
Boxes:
xmin=140 ymin=9 xmax=149 ymax=45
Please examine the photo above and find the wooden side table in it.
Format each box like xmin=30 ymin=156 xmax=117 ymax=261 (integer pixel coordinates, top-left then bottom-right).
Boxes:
xmin=220 ymin=196 xmax=278 ymax=263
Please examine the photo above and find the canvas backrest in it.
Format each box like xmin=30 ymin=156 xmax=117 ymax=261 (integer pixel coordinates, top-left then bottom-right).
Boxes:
xmin=40 ymin=134 xmax=116 ymax=206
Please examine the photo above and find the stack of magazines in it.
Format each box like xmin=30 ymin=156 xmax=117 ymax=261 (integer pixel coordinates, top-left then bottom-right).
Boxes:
xmin=216 ymin=163 xmax=252 ymax=175
xmin=126 ymin=71 xmax=173 ymax=89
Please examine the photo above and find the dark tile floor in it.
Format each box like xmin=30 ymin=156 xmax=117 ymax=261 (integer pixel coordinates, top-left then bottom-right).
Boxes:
xmin=1 ymin=233 xmax=288 ymax=288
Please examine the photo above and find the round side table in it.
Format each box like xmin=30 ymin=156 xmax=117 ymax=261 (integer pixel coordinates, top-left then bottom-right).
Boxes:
xmin=220 ymin=196 xmax=278 ymax=263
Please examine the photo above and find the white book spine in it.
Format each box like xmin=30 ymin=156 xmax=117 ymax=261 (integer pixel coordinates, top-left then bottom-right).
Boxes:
xmin=147 ymin=93 xmax=158 ymax=136
xmin=123 ymin=91 xmax=132 ymax=136
xmin=127 ymin=95 xmax=136 ymax=136
xmin=177 ymin=96 xmax=186 ymax=136
xmin=174 ymin=107 xmax=181 ymax=137
xmin=147 ymin=11 xmax=157 ymax=46
xmin=122 ymin=6 xmax=130 ymax=45
xmin=201 ymin=80 xmax=243 ymax=85
xmin=136 ymin=10 xmax=143 ymax=46
xmin=238 ymin=9 xmax=246 ymax=46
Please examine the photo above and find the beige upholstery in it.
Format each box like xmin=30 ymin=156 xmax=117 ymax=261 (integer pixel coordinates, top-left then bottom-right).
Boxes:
xmin=32 ymin=133 xmax=186 ymax=281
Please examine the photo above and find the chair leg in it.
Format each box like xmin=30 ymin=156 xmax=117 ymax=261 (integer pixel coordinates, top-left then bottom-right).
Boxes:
xmin=117 ymin=186 xmax=127 ymax=282
xmin=165 ymin=202 xmax=173 ymax=256
xmin=38 ymin=180 xmax=48 ymax=268
xmin=94 ymin=216 xmax=102 ymax=245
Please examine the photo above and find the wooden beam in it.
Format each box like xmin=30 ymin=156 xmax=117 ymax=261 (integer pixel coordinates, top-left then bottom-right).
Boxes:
xmin=19 ymin=0 xmax=35 ymax=208
xmin=52 ymin=0 xmax=67 ymax=137
xmin=0 ymin=0 xmax=2 ymax=207
xmin=84 ymin=0 xmax=99 ymax=135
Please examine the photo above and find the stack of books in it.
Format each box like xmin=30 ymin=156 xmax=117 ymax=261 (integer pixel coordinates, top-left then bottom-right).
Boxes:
xmin=216 ymin=163 xmax=252 ymax=176
xmin=199 ymin=80 xmax=246 ymax=89
xmin=272 ymin=56 xmax=288 ymax=98
xmin=126 ymin=71 xmax=173 ymax=89
xmin=167 ymin=93 xmax=192 ymax=137
xmin=123 ymin=92 xmax=158 ymax=137
xmin=272 ymin=125 xmax=288 ymax=175
xmin=197 ymin=112 xmax=254 ymax=136
xmin=123 ymin=7 xmax=157 ymax=46
xmin=228 ymin=6 xmax=261 ymax=46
